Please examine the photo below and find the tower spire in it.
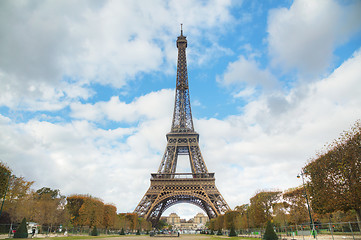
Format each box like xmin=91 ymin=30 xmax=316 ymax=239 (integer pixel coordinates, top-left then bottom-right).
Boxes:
xmin=173 ymin=25 xmax=192 ymax=132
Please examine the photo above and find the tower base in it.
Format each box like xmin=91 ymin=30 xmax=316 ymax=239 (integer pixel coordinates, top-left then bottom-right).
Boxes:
xmin=134 ymin=173 xmax=230 ymax=226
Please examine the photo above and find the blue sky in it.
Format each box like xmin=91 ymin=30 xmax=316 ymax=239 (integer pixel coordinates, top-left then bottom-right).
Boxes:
xmin=1 ymin=0 xmax=361 ymax=220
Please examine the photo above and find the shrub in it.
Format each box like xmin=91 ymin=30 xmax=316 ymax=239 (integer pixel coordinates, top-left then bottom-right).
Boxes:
xmin=136 ymin=229 xmax=140 ymax=235
xmin=14 ymin=218 xmax=28 ymax=238
xmin=263 ymin=221 xmax=278 ymax=240
xmin=217 ymin=229 xmax=222 ymax=235
xmin=229 ymin=227 xmax=237 ymax=237
xmin=90 ymin=226 xmax=98 ymax=236
xmin=119 ymin=228 xmax=125 ymax=235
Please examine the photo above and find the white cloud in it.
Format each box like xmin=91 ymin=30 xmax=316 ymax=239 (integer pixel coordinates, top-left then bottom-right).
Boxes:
xmin=0 ymin=0 xmax=234 ymax=110
xmin=1 ymin=48 xmax=360 ymax=215
xmin=217 ymin=55 xmax=279 ymax=95
xmin=267 ymin=0 xmax=361 ymax=76
xmin=197 ymin=48 xmax=361 ymax=208
xmin=70 ymin=89 xmax=174 ymax=123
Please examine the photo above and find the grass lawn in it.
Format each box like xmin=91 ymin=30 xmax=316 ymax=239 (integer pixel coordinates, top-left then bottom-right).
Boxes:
xmin=33 ymin=234 xmax=257 ymax=240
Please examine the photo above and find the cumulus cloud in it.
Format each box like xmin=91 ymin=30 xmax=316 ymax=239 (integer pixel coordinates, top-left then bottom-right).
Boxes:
xmin=267 ymin=0 xmax=361 ymax=76
xmin=0 ymin=0 xmax=234 ymax=110
xmin=216 ymin=55 xmax=279 ymax=97
xmin=70 ymin=89 xmax=174 ymax=123
xmin=1 ymin=48 xmax=360 ymax=215
xmin=198 ymin=48 xmax=361 ymax=206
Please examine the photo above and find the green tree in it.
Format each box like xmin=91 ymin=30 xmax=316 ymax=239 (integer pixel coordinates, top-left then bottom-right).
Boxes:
xmin=215 ymin=214 xmax=224 ymax=231
xmin=235 ymin=204 xmax=250 ymax=229
xmin=154 ymin=218 xmax=167 ymax=230
xmin=304 ymin=120 xmax=361 ymax=229
xmin=272 ymin=202 xmax=288 ymax=227
xmin=35 ymin=187 xmax=60 ymax=199
xmin=14 ymin=217 xmax=28 ymax=238
xmin=229 ymin=226 xmax=237 ymax=237
xmin=263 ymin=221 xmax=278 ymax=240
xmin=208 ymin=218 xmax=216 ymax=231
xmin=224 ymin=210 xmax=240 ymax=230
xmin=90 ymin=226 xmax=98 ymax=236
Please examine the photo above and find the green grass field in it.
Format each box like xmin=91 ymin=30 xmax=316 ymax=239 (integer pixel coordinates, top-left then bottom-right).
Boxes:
xmin=33 ymin=234 xmax=256 ymax=240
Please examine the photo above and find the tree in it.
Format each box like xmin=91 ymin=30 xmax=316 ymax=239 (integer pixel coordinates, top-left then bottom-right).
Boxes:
xmin=78 ymin=196 xmax=104 ymax=228
xmin=0 ymin=162 xmax=11 ymax=202
xmin=3 ymin=176 xmax=35 ymax=223
xmin=208 ymin=218 xmax=216 ymax=232
xmin=35 ymin=187 xmax=60 ymax=199
xmin=224 ymin=211 xmax=240 ymax=231
xmin=154 ymin=218 xmax=167 ymax=230
xmin=235 ymin=204 xmax=250 ymax=229
xmin=249 ymin=191 xmax=281 ymax=227
xmin=90 ymin=226 xmax=98 ymax=236
xmin=67 ymin=195 xmax=104 ymax=228
xmin=67 ymin=195 xmax=85 ymax=226
xmin=272 ymin=202 xmax=288 ymax=227
xmin=116 ymin=213 xmax=126 ymax=230
xmin=283 ymin=187 xmax=308 ymax=225
xmin=33 ymin=187 xmax=67 ymax=227
xmin=125 ymin=213 xmax=138 ymax=231
xmin=139 ymin=217 xmax=151 ymax=232
xmin=263 ymin=221 xmax=278 ymax=240
xmin=229 ymin=226 xmax=237 ymax=237
xmin=304 ymin=120 xmax=361 ymax=229
xmin=103 ymin=204 xmax=117 ymax=231
xmin=14 ymin=217 xmax=28 ymax=238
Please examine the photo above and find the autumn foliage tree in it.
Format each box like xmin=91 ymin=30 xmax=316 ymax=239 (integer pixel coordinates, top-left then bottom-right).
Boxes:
xmin=103 ymin=204 xmax=117 ymax=231
xmin=67 ymin=195 xmax=105 ymax=228
xmin=224 ymin=210 xmax=241 ymax=231
xmin=33 ymin=187 xmax=68 ymax=227
xmin=125 ymin=213 xmax=138 ymax=232
xmin=282 ymin=186 xmax=309 ymax=225
xmin=235 ymin=204 xmax=250 ymax=229
xmin=249 ymin=190 xmax=281 ymax=227
xmin=3 ymin=176 xmax=35 ymax=223
xmin=304 ymin=120 xmax=361 ymax=229
xmin=0 ymin=162 xmax=11 ymax=202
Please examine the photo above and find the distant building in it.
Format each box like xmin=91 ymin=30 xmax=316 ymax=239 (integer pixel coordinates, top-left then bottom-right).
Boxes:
xmin=165 ymin=212 xmax=209 ymax=230
xmin=193 ymin=213 xmax=209 ymax=227
xmin=167 ymin=213 xmax=180 ymax=225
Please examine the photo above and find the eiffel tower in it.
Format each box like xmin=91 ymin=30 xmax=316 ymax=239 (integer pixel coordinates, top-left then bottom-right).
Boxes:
xmin=134 ymin=26 xmax=230 ymax=226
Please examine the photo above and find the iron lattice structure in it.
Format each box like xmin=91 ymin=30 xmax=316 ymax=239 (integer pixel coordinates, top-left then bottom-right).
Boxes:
xmin=134 ymin=28 xmax=230 ymax=227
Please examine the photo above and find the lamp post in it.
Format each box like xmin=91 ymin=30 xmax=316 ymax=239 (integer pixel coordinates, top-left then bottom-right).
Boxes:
xmin=0 ymin=171 xmax=12 ymax=216
xmin=297 ymin=170 xmax=316 ymax=239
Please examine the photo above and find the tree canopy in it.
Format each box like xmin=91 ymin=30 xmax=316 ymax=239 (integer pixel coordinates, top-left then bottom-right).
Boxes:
xmin=304 ymin=120 xmax=361 ymax=224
